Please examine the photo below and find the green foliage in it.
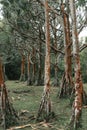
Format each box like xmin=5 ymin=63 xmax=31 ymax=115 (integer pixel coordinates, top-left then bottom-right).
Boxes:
xmin=80 ymin=48 xmax=87 ymax=83
xmin=1 ymin=0 xmax=10 ymax=7
xmin=5 ymin=56 xmax=21 ymax=80
xmin=77 ymin=0 xmax=87 ymax=6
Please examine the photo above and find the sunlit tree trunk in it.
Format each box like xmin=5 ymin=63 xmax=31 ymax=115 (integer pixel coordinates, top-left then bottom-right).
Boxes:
xmin=0 ymin=57 xmax=18 ymax=129
xmin=37 ymin=0 xmax=52 ymax=121
xmin=59 ymin=3 xmax=73 ymax=98
xmin=20 ymin=54 xmax=26 ymax=81
xmin=69 ymin=0 xmax=83 ymax=129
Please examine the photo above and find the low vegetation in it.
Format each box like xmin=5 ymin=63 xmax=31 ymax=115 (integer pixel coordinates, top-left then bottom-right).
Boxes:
xmin=0 ymin=81 xmax=86 ymax=130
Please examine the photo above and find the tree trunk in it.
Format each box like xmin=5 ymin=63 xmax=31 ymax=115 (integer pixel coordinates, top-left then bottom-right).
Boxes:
xmin=37 ymin=0 xmax=52 ymax=121
xmin=20 ymin=54 xmax=25 ymax=81
xmin=37 ymin=28 xmax=44 ymax=86
xmin=54 ymin=63 xmax=59 ymax=87
xmin=0 ymin=57 xmax=18 ymax=129
xmin=53 ymin=14 xmax=59 ymax=87
xmin=31 ymin=47 xmax=36 ymax=85
xmin=59 ymin=3 xmax=73 ymax=98
xmin=27 ymin=53 xmax=31 ymax=86
xmin=69 ymin=0 xmax=83 ymax=129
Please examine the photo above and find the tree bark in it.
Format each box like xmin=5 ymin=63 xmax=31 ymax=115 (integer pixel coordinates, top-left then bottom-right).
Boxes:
xmin=0 ymin=57 xmax=18 ymax=129
xmin=27 ymin=53 xmax=31 ymax=86
xmin=53 ymin=14 xmax=59 ymax=87
xmin=37 ymin=0 xmax=52 ymax=121
xmin=69 ymin=0 xmax=83 ymax=129
xmin=31 ymin=47 xmax=36 ymax=85
xmin=20 ymin=54 xmax=25 ymax=81
xmin=37 ymin=28 xmax=43 ymax=85
xmin=59 ymin=3 xmax=73 ymax=98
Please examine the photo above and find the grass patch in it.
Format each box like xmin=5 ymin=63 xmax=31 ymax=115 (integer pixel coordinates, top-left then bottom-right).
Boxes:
xmin=1 ymin=81 xmax=87 ymax=130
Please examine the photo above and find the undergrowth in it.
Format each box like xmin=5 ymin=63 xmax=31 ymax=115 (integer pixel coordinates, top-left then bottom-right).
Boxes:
xmin=1 ymin=81 xmax=86 ymax=130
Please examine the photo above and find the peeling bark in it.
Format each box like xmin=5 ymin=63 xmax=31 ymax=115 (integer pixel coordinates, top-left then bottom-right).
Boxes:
xmin=37 ymin=0 xmax=52 ymax=121
xmin=59 ymin=3 xmax=73 ymax=98
xmin=69 ymin=0 xmax=83 ymax=129
xmin=0 ymin=57 xmax=18 ymax=129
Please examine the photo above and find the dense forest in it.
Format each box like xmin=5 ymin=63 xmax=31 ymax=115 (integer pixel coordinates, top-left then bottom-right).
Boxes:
xmin=0 ymin=0 xmax=87 ymax=130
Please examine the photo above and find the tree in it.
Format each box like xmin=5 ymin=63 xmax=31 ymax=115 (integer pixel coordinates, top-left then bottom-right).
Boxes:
xmin=69 ymin=0 xmax=83 ymax=129
xmin=0 ymin=57 xmax=18 ymax=129
xmin=37 ymin=0 xmax=52 ymax=121
xmin=19 ymin=51 xmax=26 ymax=82
xmin=59 ymin=2 xmax=73 ymax=98
xmin=27 ymin=52 xmax=32 ymax=85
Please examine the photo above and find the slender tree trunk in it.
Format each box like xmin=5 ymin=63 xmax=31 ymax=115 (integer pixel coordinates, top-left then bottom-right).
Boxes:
xmin=32 ymin=47 xmax=36 ymax=85
xmin=69 ymin=0 xmax=83 ymax=129
xmin=37 ymin=0 xmax=52 ymax=121
xmin=0 ymin=58 xmax=4 ymax=85
xmin=59 ymin=3 xmax=73 ymax=98
xmin=27 ymin=53 xmax=31 ymax=86
xmin=20 ymin=54 xmax=25 ymax=81
xmin=0 ymin=57 xmax=18 ymax=129
xmin=54 ymin=63 xmax=59 ymax=87
xmin=53 ymin=14 xmax=59 ymax=87
xmin=37 ymin=28 xmax=43 ymax=85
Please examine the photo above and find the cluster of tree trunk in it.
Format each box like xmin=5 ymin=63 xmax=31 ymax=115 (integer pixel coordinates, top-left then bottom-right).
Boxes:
xmin=0 ymin=0 xmax=87 ymax=129
xmin=19 ymin=47 xmax=44 ymax=86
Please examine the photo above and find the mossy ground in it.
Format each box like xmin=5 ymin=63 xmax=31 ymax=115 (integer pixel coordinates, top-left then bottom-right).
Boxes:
xmin=1 ymin=81 xmax=87 ymax=130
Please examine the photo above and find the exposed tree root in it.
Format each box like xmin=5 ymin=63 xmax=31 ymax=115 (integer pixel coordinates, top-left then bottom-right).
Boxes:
xmin=69 ymin=105 xmax=82 ymax=130
xmin=36 ymin=91 xmax=54 ymax=122
xmin=27 ymin=77 xmax=32 ymax=86
xmin=58 ymin=73 xmax=74 ymax=98
xmin=7 ymin=123 xmax=36 ymax=130
xmin=19 ymin=74 xmax=25 ymax=82
xmin=7 ymin=121 xmax=63 ymax=130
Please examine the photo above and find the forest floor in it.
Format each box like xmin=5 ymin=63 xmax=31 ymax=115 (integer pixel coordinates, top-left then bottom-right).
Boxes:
xmin=1 ymin=81 xmax=87 ymax=130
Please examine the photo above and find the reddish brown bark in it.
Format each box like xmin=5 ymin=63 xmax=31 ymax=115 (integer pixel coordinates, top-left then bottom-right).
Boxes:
xmin=20 ymin=54 xmax=25 ymax=81
xmin=59 ymin=4 xmax=73 ymax=98
xmin=44 ymin=0 xmax=50 ymax=94
xmin=0 ymin=58 xmax=4 ymax=85
xmin=27 ymin=53 xmax=31 ymax=85
xmin=32 ymin=47 xmax=36 ymax=84
xmin=69 ymin=0 xmax=83 ymax=128
xmin=0 ymin=57 xmax=18 ymax=129
xmin=53 ymin=14 xmax=59 ymax=87
xmin=37 ymin=0 xmax=51 ymax=121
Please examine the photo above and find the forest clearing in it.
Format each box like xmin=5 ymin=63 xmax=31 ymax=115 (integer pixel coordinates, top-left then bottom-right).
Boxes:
xmin=0 ymin=81 xmax=87 ymax=130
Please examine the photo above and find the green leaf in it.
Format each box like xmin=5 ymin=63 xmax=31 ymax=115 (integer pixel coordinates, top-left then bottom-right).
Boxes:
xmin=0 ymin=0 xmax=10 ymax=7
